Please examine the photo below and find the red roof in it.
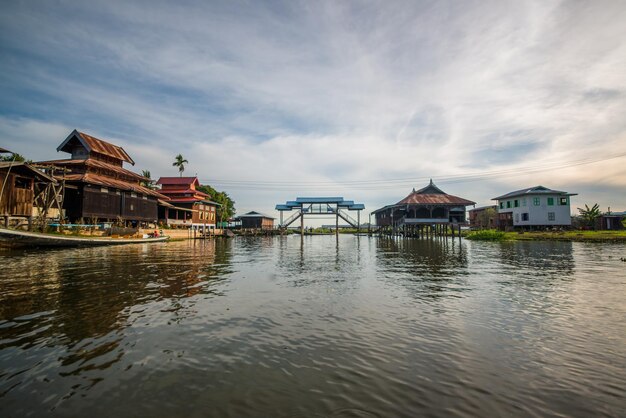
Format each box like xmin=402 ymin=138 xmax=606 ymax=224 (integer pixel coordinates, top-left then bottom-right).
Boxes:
xmin=57 ymin=130 xmax=134 ymax=165
xmin=158 ymin=188 xmax=208 ymax=197
xmin=396 ymin=181 xmax=475 ymax=206
xmin=167 ymin=197 xmax=217 ymax=204
xmin=157 ymin=177 xmax=199 ymax=186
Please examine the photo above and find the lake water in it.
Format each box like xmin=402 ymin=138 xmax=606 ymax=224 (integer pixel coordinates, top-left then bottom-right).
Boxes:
xmin=1 ymin=236 xmax=625 ymax=417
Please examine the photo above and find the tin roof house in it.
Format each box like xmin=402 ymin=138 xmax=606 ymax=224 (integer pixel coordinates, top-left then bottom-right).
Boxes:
xmin=372 ymin=180 xmax=476 ymax=233
xmin=492 ymin=186 xmax=577 ymax=229
xmin=156 ymin=176 xmax=219 ymax=230
xmin=39 ymin=130 xmax=167 ymax=223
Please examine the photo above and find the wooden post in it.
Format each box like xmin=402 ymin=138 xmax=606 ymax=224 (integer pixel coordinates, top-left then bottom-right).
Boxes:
xmin=335 ymin=207 xmax=339 ymax=236
xmin=357 ymin=211 xmax=360 ymax=233
xmin=300 ymin=210 xmax=304 ymax=237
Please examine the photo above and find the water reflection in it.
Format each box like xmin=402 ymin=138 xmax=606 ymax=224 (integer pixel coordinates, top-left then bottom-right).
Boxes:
xmin=375 ymin=237 xmax=470 ymax=301
xmin=0 ymin=239 xmax=232 ymax=410
xmin=498 ymin=241 xmax=575 ymax=278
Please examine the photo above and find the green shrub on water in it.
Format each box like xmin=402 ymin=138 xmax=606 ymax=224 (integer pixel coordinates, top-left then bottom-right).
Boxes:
xmin=465 ymin=229 xmax=507 ymax=241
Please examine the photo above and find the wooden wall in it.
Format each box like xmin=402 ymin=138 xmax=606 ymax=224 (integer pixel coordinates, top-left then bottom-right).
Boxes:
xmin=0 ymin=171 xmax=34 ymax=216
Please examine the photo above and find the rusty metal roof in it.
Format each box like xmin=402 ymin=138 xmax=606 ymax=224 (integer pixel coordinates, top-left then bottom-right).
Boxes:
xmin=38 ymin=158 xmax=147 ymax=181
xmin=0 ymin=162 xmax=56 ymax=183
xmin=57 ymin=130 xmax=135 ymax=165
xmin=63 ymin=172 xmax=167 ymax=199
xmin=396 ymin=181 xmax=476 ymax=206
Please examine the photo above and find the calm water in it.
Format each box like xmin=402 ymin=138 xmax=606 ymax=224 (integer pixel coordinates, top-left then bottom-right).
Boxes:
xmin=1 ymin=236 xmax=625 ymax=417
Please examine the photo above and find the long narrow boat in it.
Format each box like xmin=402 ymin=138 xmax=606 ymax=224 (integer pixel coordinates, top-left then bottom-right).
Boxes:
xmin=0 ymin=228 xmax=169 ymax=248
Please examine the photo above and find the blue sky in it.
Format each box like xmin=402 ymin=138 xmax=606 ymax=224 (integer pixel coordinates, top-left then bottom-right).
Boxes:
xmin=1 ymin=0 xmax=626 ymax=220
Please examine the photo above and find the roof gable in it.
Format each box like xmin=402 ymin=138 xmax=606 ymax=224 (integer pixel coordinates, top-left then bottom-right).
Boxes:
xmin=396 ymin=180 xmax=476 ymax=206
xmin=156 ymin=177 xmax=200 ymax=188
xmin=57 ymin=130 xmax=134 ymax=165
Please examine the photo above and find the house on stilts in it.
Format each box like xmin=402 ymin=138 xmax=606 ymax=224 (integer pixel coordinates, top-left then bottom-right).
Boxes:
xmin=371 ymin=180 xmax=476 ymax=236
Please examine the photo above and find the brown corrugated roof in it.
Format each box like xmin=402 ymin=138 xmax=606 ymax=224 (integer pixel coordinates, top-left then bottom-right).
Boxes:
xmin=57 ymin=130 xmax=135 ymax=165
xmin=396 ymin=181 xmax=475 ymax=206
xmin=63 ymin=172 xmax=168 ymax=199
xmin=38 ymin=158 xmax=146 ymax=181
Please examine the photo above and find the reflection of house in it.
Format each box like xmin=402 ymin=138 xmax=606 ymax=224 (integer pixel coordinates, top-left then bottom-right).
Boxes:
xmin=493 ymin=186 xmax=577 ymax=229
xmin=39 ymin=130 xmax=167 ymax=223
xmin=156 ymin=177 xmax=219 ymax=231
xmin=598 ymin=211 xmax=625 ymax=230
xmin=235 ymin=211 xmax=275 ymax=230
xmin=468 ymin=205 xmax=499 ymax=229
xmin=1 ymin=161 xmax=56 ymax=225
xmin=372 ymin=180 xmax=475 ymax=228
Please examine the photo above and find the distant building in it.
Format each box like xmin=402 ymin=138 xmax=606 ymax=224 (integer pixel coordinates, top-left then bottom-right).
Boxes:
xmin=39 ymin=130 xmax=166 ymax=223
xmin=235 ymin=211 xmax=275 ymax=230
xmin=597 ymin=211 xmax=625 ymax=230
xmin=493 ymin=186 xmax=577 ymax=229
xmin=372 ymin=180 xmax=476 ymax=229
xmin=468 ymin=205 xmax=499 ymax=229
xmin=156 ymin=176 xmax=219 ymax=231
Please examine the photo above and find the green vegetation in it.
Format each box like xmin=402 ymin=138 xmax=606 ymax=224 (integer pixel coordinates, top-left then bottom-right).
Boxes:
xmin=504 ymin=230 xmax=626 ymax=242
xmin=577 ymin=203 xmax=601 ymax=229
xmin=197 ymin=184 xmax=236 ymax=223
xmin=465 ymin=229 xmax=508 ymax=241
xmin=172 ymin=154 xmax=188 ymax=177
xmin=141 ymin=169 xmax=154 ymax=189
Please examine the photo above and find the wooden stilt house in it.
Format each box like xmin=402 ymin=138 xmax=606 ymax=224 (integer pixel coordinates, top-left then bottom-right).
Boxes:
xmin=372 ymin=180 xmax=475 ymax=234
xmin=38 ymin=130 xmax=167 ymax=224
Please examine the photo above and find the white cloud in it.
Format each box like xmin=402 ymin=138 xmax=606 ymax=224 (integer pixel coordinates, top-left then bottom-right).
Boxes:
xmin=1 ymin=0 xmax=626 ymax=218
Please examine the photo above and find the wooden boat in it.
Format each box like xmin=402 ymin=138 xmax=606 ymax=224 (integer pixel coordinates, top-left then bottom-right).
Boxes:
xmin=0 ymin=228 xmax=169 ymax=248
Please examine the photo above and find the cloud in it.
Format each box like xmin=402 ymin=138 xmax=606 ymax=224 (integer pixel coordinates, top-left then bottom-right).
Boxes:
xmin=1 ymin=0 xmax=626 ymax=218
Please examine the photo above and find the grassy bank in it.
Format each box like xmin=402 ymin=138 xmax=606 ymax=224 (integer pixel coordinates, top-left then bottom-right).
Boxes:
xmin=464 ymin=229 xmax=626 ymax=242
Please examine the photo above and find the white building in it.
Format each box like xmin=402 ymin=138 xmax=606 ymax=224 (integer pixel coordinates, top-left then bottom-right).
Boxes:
xmin=492 ymin=186 xmax=577 ymax=228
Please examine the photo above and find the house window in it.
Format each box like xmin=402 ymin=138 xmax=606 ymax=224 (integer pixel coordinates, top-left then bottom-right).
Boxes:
xmin=101 ymin=187 xmax=108 ymax=193
xmin=533 ymin=197 xmax=540 ymax=206
xmin=548 ymin=212 xmax=555 ymax=221
xmin=559 ymin=197 xmax=568 ymax=205
xmin=514 ymin=199 xmax=519 ymax=207
xmin=130 ymin=192 xmax=137 ymax=198
xmin=499 ymin=202 xmax=504 ymax=209
xmin=522 ymin=198 xmax=527 ymax=207
xmin=142 ymin=194 xmax=147 ymax=200
xmin=522 ymin=213 xmax=529 ymax=221
xmin=506 ymin=201 xmax=511 ymax=208
xmin=515 ymin=213 xmax=519 ymax=223
xmin=14 ymin=177 xmax=30 ymax=189
xmin=547 ymin=197 xmax=554 ymax=206
xmin=116 ymin=190 xmax=121 ymax=195
xmin=130 ymin=204 xmax=134 ymax=211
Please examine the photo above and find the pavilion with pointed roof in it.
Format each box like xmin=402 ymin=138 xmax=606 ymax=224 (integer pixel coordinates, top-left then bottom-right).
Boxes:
xmin=371 ymin=180 xmax=476 ymax=232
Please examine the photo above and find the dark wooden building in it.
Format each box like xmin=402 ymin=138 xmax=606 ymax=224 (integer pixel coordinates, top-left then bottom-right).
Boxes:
xmin=372 ymin=180 xmax=475 ymax=234
xmin=236 ymin=211 xmax=275 ymax=230
xmin=1 ymin=161 xmax=56 ymax=225
xmin=156 ymin=177 xmax=219 ymax=231
xmin=39 ymin=130 xmax=167 ymax=223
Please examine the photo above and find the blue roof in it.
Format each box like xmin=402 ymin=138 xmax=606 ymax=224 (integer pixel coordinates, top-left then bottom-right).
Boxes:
xmin=275 ymin=204 xmax=292 ymax=210
xmin=337 ymin=200 xmax=354 ymax=207
xmin=296 ymin=197 xmax=344 ymax=203
xmin=348 ymin=204 xmax=365 ymax=210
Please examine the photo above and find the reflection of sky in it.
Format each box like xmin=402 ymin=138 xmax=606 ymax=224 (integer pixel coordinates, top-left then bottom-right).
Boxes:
xmin=1 ymin=1 xmax=626 ymax=218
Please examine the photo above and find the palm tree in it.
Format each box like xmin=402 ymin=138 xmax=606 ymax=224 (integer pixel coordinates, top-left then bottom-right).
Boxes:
xmin=172 ymin=154 xmax=188 ymax=177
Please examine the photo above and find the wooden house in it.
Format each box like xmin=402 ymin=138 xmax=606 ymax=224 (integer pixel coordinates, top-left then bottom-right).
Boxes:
xmin=1 ymin=161 xmax=56 ymax=226
xmin=236 ymin=211 xmax=275 ymax=230
xmin=597 ymin=211 xmax=625 ymax=230
xmin=493 ymin=186 xmax=576 ymax=229
xmin=468 ymin=205 xmax=499 ymax=229
xmin=39 ymin=130 xmax=167 ymax=223
xmin=156 ymin=177 xmax=219 ymax=232
xmin=372 ymin=180 xmax=475 ymax=233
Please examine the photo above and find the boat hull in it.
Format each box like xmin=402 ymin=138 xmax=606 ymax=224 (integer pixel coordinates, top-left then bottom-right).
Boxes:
xmin=0 ymin=228 xmax=169 ymax=248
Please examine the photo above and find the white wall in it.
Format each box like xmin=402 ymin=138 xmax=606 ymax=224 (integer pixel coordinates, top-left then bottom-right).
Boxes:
xmin=497 ymin=194 xmax=572 ymax=226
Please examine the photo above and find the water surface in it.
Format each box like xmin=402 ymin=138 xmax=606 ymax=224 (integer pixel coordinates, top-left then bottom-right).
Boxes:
xmin=1 ymin=236 xmax=625 ymax=417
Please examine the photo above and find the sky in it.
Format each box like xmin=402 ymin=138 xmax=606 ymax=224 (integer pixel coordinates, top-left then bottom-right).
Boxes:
xmin=1 ymin=0 xmax=625 ymax=223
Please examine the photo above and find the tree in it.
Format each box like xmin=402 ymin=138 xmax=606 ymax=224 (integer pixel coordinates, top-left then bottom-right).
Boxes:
xmin=141 ymin=169 xmax=154 ymax=189
xmin=172 ymin=154 xmax=188 ymax=177
xmin=1 ymin=153 xmax=26 ymax=162
xmin=577 ymin=203 xmax=601 ymax=229
xmin=197 ymin=184 xmax=236 ymax=224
